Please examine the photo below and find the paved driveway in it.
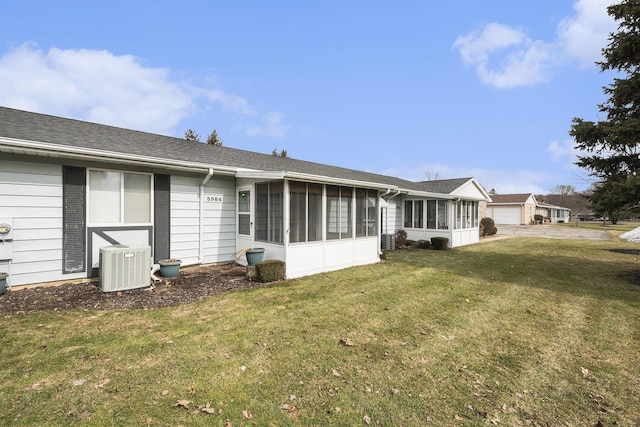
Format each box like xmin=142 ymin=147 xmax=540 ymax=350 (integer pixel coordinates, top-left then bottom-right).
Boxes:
xmin=494 ymin=224 xmax=611 ymax=241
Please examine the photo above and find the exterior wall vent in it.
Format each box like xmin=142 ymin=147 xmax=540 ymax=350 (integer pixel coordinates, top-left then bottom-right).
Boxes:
xmin=99 ymin=245 xmax=151 ymax=292
xmin=381 ymin=234 xmax=396 ymax=251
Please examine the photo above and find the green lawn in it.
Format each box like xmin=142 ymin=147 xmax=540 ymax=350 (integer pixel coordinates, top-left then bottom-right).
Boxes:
xmin=1 ymin=235 xmax=640 ymax=426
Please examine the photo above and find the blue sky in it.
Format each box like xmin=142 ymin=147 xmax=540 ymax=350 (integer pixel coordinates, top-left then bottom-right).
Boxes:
xmin=0 ymin=0 xmax=617 ymax=193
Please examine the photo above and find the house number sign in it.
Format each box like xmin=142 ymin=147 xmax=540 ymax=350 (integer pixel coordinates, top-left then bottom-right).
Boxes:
xmin=206 ymin=194 xmax=224 ymax=203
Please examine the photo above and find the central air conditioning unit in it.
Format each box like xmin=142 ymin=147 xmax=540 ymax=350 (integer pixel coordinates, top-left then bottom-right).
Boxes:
xmin=99 ymin=244 xmax=151 ymax=292
xmin=381 ymin=234 xmax=396 ymax=251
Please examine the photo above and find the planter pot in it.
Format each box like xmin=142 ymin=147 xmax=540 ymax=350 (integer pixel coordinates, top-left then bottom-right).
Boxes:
xmin=158 ymin=259 xmax=182 ymax=278
xmin=0 ymin=272 xmax=8 ymax=295
xmin=246 ymin=248 xmax=265 ymax=266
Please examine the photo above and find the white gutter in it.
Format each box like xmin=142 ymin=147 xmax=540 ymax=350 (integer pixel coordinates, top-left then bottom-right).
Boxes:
xmin=0 ymin=137 xmax=238 ymax=175
xmin=198 ymin=168 xmax=214 ymax=262
xmin=388 ymin=190 xmax=402 ymax=199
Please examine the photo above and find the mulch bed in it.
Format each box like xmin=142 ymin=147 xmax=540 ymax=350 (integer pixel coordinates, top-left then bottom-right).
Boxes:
xmin=0 ymin=262 xmax=266 ymax=315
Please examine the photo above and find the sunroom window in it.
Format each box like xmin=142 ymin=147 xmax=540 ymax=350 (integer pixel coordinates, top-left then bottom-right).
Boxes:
xmin=256 ymin=182 xmax=283 ymax=244
xmin=404 ymin=200 xmax=423 ymax=229
xmin=326 ymin=185 xmax=353 ymax=240
xmin=356 ymin=188 xmax=377 ymax=237
xmin=88 ymin=170 xmax=151 ymax=225
xmin=290 ymin=181 xmax=322 ymax=243
xmin=425 ymin=199 xmax=449 ymax=229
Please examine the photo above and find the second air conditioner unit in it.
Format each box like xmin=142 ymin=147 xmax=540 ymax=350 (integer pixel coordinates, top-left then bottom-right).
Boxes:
xmin=99 ymin=244 xmax=151 ymax=292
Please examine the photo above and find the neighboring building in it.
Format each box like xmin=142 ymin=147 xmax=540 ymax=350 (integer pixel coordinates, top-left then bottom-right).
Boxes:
xmin=0 ymin=107 xmax=491 ymax=288
xmin=536 ymin=201 xmax=571 ymax=223
xmin=487 ymin=193 xmax=570 ymax=225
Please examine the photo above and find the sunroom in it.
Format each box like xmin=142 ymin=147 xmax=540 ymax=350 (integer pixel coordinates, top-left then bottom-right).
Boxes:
xmin=235 ymin=174 xmax=391 ymax=279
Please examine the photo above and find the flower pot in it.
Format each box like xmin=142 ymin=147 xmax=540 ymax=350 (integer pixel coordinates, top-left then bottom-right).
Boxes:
xmin=246 ymin=248 xmax=265 ymax=266
xmin=158 ymin=259 xmax=182 ymax=278
xmin=0 ymin=272 xmax=8 ymax=295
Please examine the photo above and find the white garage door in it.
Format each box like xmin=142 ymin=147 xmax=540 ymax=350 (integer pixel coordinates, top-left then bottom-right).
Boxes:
xmin=492 ymin=207 xmax=521 ymax=225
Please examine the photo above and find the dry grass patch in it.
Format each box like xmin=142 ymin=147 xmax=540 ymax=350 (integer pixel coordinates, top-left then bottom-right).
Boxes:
xmin=1 ymin=237 xmax=640 ymax=425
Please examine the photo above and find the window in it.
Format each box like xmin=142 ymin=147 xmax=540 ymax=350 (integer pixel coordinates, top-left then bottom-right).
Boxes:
xmin=238 ymin=190 xmax=250 ymax=235
xmin=327 ymin=185 xmax=353 ymax=240
xmin=256 ymin=182 xmax=283 ymax=243
xmin=454 ymin=200 xmax=477 ymax=229
xmin=356 ymin=189 xmax=378 ymax=237
xmin=88 ymin=170 xmax=151 ymax=224
xmin=404 ymin=200 xmax=423 ymax=229
xmin=438 ymin=200 xmax=448 ymax=229
xmin=289 ymin=182 xmax=322 ymax=243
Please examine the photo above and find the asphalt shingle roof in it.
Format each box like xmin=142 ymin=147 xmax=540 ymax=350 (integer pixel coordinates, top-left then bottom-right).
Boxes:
xmin=0 ymin=106 xmax=480 ymax=196
xmin=487 ymin=194 xmax=533 ymax=204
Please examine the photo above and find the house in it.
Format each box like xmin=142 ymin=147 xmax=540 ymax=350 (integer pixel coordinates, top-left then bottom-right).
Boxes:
xmin=0 ymin=107 xmax=491 ymax=288
xmin=487 ymin=193 xmax=570 ymax=225
xmin=535 ymin=201 xmax=571 ymax=223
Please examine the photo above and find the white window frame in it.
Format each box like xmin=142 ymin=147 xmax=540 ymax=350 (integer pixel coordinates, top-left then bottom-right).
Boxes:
xmin=87 ymin=168 xmax=154 ymax=227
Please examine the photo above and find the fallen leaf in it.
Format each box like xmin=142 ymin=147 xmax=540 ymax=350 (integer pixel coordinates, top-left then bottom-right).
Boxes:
xmin=188 ymin=383 xmax=196 ymax=395
xmin=332 ymin=369 xmax=341 ymax=377
xmin=334 ymin=407 xmax=341 ymax=414
xmin=581 ymin=366 xmax=589 ymax=377
xmin=95 ymin=378 xmax=110 ymax=389
xmin=161 ymin=389 xmax=169 ymax=396
xmin=79 ymin=411 xmax=91 ymax=419
xmin=391 ymin=388 xmax=400 ymax=395
xmin=199 ymin=404 xmax=216 ymax=414
xmin=225 ymin=421 xmax=234 ymax=427
xmin=363 ymin=414 xmax=371 ymax=424
xmin=73 ymin=379 xmax=86 ymax=387
xmin=146 ymin=417 xmax=152 ymax=426
xmin=240 ymin=366 xmax=247 ymax=372
xmin=279 ymin=403 xmax=290 ymax=410
xmin=289 ymin=394 xmax=296 ymax=401
xmin=340 ymin=338 xmax=354 ymax=346
xmin=242 ymin=410 xmax=253 ymax=419
xmin=175 ymin=399 xmax=191 ymax=409
xmin=25 ymin=383 xmax=43 ymax=392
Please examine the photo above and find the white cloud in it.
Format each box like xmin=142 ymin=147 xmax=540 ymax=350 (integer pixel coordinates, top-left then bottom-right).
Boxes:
xmin=548 ymin=139 xmax=578 ymax=162
xmin=558 ymin=0 xmax=617 ymax=68
xmin=0 ymin=43 xmax=289 ymax=138
xmin=0 ymin=43 xmax=194 ymax=134
xmin=244 ymin=111 xmax=291 ymax=139
xmin=453 ymin=0 xmax=615 ymax=88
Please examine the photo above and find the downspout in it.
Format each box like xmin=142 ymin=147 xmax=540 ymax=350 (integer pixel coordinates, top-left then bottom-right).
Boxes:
xmin=388 ymin=190 xmax=401 ymax=199
xmin=199 ymin=168 xmax=214 ymax=263
xmin=378 ymin=189 xmax=391 ymax=252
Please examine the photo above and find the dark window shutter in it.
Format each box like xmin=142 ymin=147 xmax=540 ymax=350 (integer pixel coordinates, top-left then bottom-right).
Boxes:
xmin=63 ymin=166 xmax=86 ymax=273
xmin=154 ymin=174 xmax=171 ymax=262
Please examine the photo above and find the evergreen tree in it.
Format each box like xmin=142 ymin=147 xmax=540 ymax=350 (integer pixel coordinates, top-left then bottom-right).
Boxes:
xmin=570 ymin=1 xmax=640 ymax=220
xmin=206 ymin=129 xmax=223 ymax=146
xmin=183 ymin=129 xmax=201 ymax=142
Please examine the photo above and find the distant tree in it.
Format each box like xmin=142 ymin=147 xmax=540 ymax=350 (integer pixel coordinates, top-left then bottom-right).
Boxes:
xmin=206 ymin=129 xmax=223 ymax=146
xmin=488 ymin=188 xmax=497 ymax=195
xmin=183 ymin=129 xmax=201 ymax=142
xmin=271 ymin=148 xmax=290 ymax=158
xmin=425 ymin=169 xmax=441 ymax=181
xmin=549 ymin=185 xmax=575 ymax=197
xmin=570 ymin=1 xmax=640 ymax=217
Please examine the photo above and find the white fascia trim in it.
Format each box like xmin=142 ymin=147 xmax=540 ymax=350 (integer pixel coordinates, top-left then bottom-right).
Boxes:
xmin=235 ymin=169 xmax=286 ymax=180
xmin=404 ymin=190 xmax=457 ymax=199
xmin=283 ymin=171 xmax=400 ymax=191
xmin=0 ymin=137 xmax=237 ymax=175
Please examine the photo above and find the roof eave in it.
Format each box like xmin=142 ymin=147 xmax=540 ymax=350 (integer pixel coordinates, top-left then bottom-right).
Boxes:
xmin=0 ymin=137 xmax=237 ymax=175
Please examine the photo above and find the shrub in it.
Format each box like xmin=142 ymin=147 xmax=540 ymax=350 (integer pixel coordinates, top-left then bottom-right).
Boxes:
xmin=534 ymin=214 xmax=544 ymax=224
xmin=405 ymin=239 xmax=416 ymax=247
xmin=256 ymin=260 xmax=285 ymax=283
xmin=395 ymin=229 xmax=408 ymax=248
xmin=416 ymin=239 xmax=431 ymax=249
xmin=431 ymin=237 xmax=449 ymax=250
xmin=479 ymin=217 xmax=498 ymax=237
